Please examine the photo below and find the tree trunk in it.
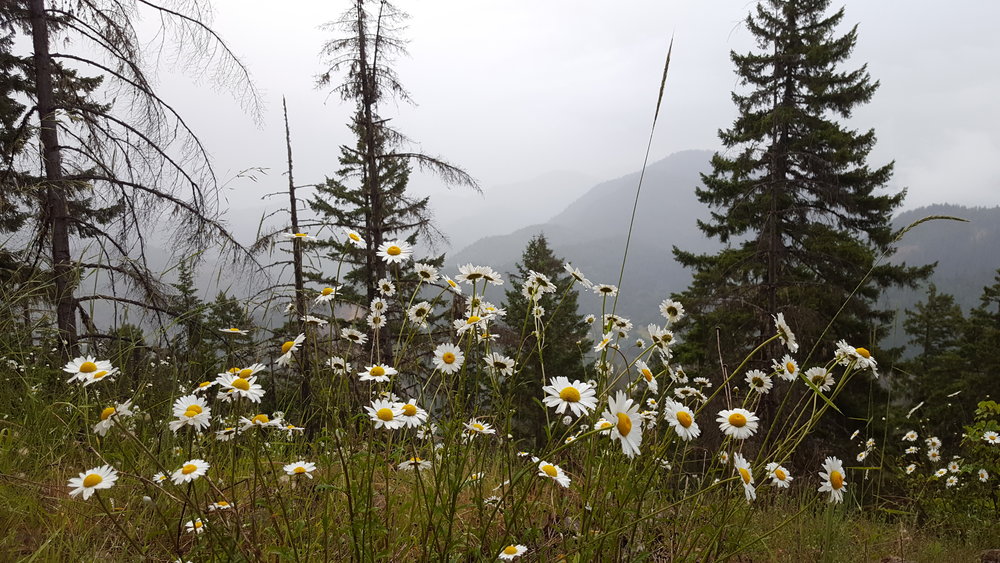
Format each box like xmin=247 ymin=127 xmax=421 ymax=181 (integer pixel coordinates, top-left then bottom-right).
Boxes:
xmin=29 ymin=0 xmax=76 ymax=357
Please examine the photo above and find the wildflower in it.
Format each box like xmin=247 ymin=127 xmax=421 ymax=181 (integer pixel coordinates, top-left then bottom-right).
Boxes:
xmin=745 ymin=369 xmax=772 ymax=394
xmin=925 ymin=436 xmax=942 ymax=449
xmin=169 ymin=395 xmax=211 ymax=433
xmin=856 ymin=451 xmax=868 ymax=462
xmin=905 ymin=446 xmax=918 ymax=454
xmin=366 ymin=311 xmax=386 ymax=330
xmin=68 ymin=465 xmax=118 ymax=500
xmin=718 ymin=451 xmax=730 ymax=465
xmin=407 ymin=301 xmax=433 ymax=327
xmin=343 ymin=227 xmax=365 ymax=246
xmin=414 ymin=262 xmax=439 ymax=283
xmin=209 ymin=500 xmax=233 ymax=511
xmin=276 ymin=333 xmax=306 ymax=367
xmin=443 ymin=275 xmax=462 ymax=294
xmin=594 ymin=331 xmax=614 ymax=352
xmin=934 ymin=468 xmax=947 ymax=478
xmin=93 ymin=399 xmax=134 ymax=436
xmin=398 ymin=457 xmax=432 ymax=471
xmin=456 ymin=264 xmax=503 ymax=285
xmin=945 ymin=476 xmax=958 ymax=488
xmin=979 ymin=469 xmax=989 ymax=482
xmin=377 ymin=240 xmax=412 ymax=264
xmin=902 ymin=430 xmax=918 ymax=442
xmin=217 ymin=370 xmax=266 ymax=403
xmin=653 ymin=298 xmax=684 ymax=324
xmin=63 ymin=356 xmax=113 ymax=385
xmin=905 ymin=464 xmax=916 ymax=475
xmin=453 ymin=314 xmax=492 ymax=336
xmin=153 ymin=472 xmax=168 ymax=485
xmin=192 ymin=380 xmax=217 ymax=394
xmin=927 ymin=449 xmax=941 ymax=463
xmin=835 ymin=339 xmax=878 ymax=376
xmin=804 ymin=367 xmax=834 ymax=392
xmin=395 ymin=399 xmax=428 ymax=428
xmin=564 ymin=263 xmax=593 ymax=287
xmin=818 ymin=457 xmax=847 ymax=503
xmin=283 ymin=232 xmax=315 ymax=240
xmin=240 ymin=413 xmax=282 ymax=431
xmin=983 ymin=431 xmax=1000 ymax=445
xmin=185 ymin=518 xmax=206 ymax=534
xmin=948 ymin=461 xmax=960 ymax=473
xmin=359 ymin=364 xmax=396 ymax=383
xmin=733 ymin=453 xmax=756 ymax=502
xmin=284 ymin=461 xmax=317 ymax=479
xmin=171 ymin=459 xmax=210 ymax=485
xmin=433 ymin=343 xmax=465 ymax=374
xmin=216 ymin=427 xmax=240 ymax=441
xmin=601 ymin=390 xmax=643 ymax=458
xmin=584 ymin=314 xmax=596 ymax=324
xmin=498 ymin=544 xmax=527 ymax=560
xmin=484 ymin=353 xmax=515 ymax=376
xmin=464 ymin=418 xmax=496 ymax=438
xmin=717 ymin=408 xmax=760 ymax=440
xmin=537 ymin=461 xmax=571 ymax=488
xmin=593 ymin=284 xmax=618 ymax=297
xmin=315 ymin=286 xmax=340 ymax=303
xmin=377 ymin=278 xmax=396 ymax=297
xmin=365 ymin=399 xmax=404 ymax=430
xmin=541 ymin=377 xmax=597 ymax=417
xmin=773 ymin=312 xmax=798 ymax=353
xmin=635 ymin=360 xmax=659 ymax=393
xmin=663 ymin=400 xmax=700 ymax=441
xmin=765 ymin=462 xmax=793 ymax=488
xmin=773 ymin=355 xmax=798 ymax=381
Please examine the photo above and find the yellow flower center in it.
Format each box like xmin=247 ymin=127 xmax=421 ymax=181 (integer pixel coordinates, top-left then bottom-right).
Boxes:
xmin=830 ymin=470 xmax=844 ymax=490
xmin=386 ymin=245 xmax=402 ymax=256
xmin=294 ymin=466 xmax=306 ymax=474
xmin=467 ymin=315 xmax=480 ymax=324
xmin=541 ymin=464 xmax=558 ymax=478
xmin=472 ymin=423 xmax=485 ymax=432
xmin=100 ymin=407 xmax=116 ymax=421
xmin=376 ymin=408 xmax=394 ymax=421
xmin=786 ymin=362 xmax=796 ymax=374
xmin=239 ymin=367 xmax=254 ymax=377
xmin=194 ymin=520 xmax=203 ymax=528
xmin=738 ymin=467 xmax=752 ymax=484
xmin=93 ymin=371 xmax=108 ymax=379
xmin=231 ymin=378 xmax=251 ymax=391
xmin=641 ymin=369 xmax=653 ymax=382
xmin=321 ymin=287 xmax=334 ymax=295
xmin=198 ymin=381 xmax=212 ymax=388
xmin=185 ymin=404 xmax=203 ymax=415
xmin=409 ymin=457 xmax=423 ymax=463
xmin=293 ymin=233 xmax=306 ymax=237
xmin=442 ymin=352 xmax=456 ymax=364
xmin=402 ymin=404 xmax=418 ymax=417
xmin=227 ymin=328 xmax=240 ymax=332
xmin=228 ymin=367 xmax=240 ymax=373
xmin=252 ymin=414 xmax=269 ymax=425
xmin=447 ymin=279 xmax=457 ymax=288
xmin=855 ymin=347 xmax=871 ymax=359
xmin=82 ymin=473 xmax=102 ymax=487
xmin=181 ymin=464 xmax=198 ymax=475
xmin=281 ymin=341 xmax=295 ymax=354
xmin=559 ymin=386 xmax=581 ymax=402
xmin=728 ymin=413 xmax=747 ymax=428
xmin=676 ymin=411 xmax=693 ymax=428
xmin=79 ymin=361 xmax=98 ymax=373
xmin=597 ymin=421 xmax=613 ymax=430
xmin=503 ymin=546 xmax=519 ymax=556
xmin=370 ymin=366 xmax=385 ymax=377
xmin=616 ymin=413 xmax=632 ymax=437
xmin=775 ymin=468 xmax=787 ymax=481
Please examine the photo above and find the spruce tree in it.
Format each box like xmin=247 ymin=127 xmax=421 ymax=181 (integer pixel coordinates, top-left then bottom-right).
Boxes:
xmin=502 ymin=234 xmax=589 ymax=444
xmin=672 ymin=0 xmax=930 ymax=370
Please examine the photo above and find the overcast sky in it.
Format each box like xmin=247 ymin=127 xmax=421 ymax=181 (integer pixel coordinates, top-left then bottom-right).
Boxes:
xmin=153 ymin=1 xmax=1000 ymax=222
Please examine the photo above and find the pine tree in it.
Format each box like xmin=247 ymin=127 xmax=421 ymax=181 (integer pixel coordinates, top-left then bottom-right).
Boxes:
xmin=502 ymin=234 xmax=589 ymax=444
xmin=672 ymin=0 xmax=930 ymax=370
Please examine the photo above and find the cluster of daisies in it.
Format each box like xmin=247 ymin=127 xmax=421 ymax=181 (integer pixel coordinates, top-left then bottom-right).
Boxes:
xmin=897 ymin=429 xmax=997 ymax=488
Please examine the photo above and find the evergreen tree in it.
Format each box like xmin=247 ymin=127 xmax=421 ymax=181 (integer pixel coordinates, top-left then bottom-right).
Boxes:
xmin=502 ymin=234 xmax=589 ymax=444
xmin=672 ymin=0 xmax=930 ymax=371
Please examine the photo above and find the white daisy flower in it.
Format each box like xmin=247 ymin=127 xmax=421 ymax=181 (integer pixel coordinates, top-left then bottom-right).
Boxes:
xmin=283 ymin=461 xmax=317 ymax=479
xmin=340 ymin=327 xmax=368 ymax=345
xmin=407 ymin=301 xmax=434 ymax=327
xmin=594 ymin=331 xmax=614 ymax=352
xmin=978 ymin=468 xmax=989 ymax=482
xmin=377 ymin=278 xmax=396 ymax=297
xmin=365 ymin=399 xmax=404 ymax=430
xmin=464 ymin=418 xmax=496 ymax=438
xmin=216 ymin=368 xmax=266 ymax=403
xmin=927 ymin=449 xmax=941 ymax=463
xmin=327 ymin=356 xmax=351 ymax=374
xmin=219 ymin=327 xmax=249 ymax=335
xmin=716 ymin=408 xmax=759 ymax=440
xmin=592 ymin=284 xmax=618 ymax=297
xmin=284 ymin=232 xmax=315 ymax=240
xmin=171 ymin=459 xmax=210 ymax=485
xmin=902 ymin=430 xmax=918 ymax=442
xmin=563 ymin=263 xmax=592 ymax=288
xmin=537 ymin=461 xmax=571 ymax=488
xmin=498 ymin=544 xmax=528 ymax=560
xmin=359 ymin=364 xmax=396 ymax=383
xmin=905 ymin=464 xmax=916 ymax=475
xmin=601 ymin=390 xmax=642 ymax=458
xmin=433 ymin=343 xmax=465 ymax=374
xmin=377 ymin=240 xmax=413 ymax=264
xmin=93 ymin=399 xmax=134 ymax=436
xmin=398 ymin=457 xmax=432 ymax=471
xmin=982 ymin=431 xmax=999 ymax=445
xmin=948 ymin=460 xmax=961 ymax=473
xmin=394 ymin=399 xmax=428 ymax=428
xmin=733 ymin=452 xmax=756 ymax=502
xmin=185 ymin=518 xmax=206 ymax=534
xmin=635 ymin=360 xmax=659 ymax=393
xmin=209 ymin=500 xmax=234 ymax=511
xmin=773 ymin=354 xmax=798 ymax=381
xmin=658 ymin=299 xmax=685 ymax=324
xmin=818 ymin=456 xmax=847 ymax=503
xmin=442 ymin=276 xmax=462 ymax=294
xmin=315 ymin=285 xmax=341 ymax=303
xmin=745 ymin=369 xmax=772 ymax=394
xmin=276 ymin=333 xmax=306 ymax=367
xmin=366 ymin=311 xmax=387 ymax=330
xmin=805 ymin=367 xmax=834 ymax=392
xmin=484 ymin=353 xmax=515 ymax=376
xmin=343 ymin=227 xmax=365 ymax=246
xmin=663 ymin=400 xmax=700 ymax=441
xmin=542 ymin=377 xmax=597 ymax=417
xmin=455 ymin=264 xmax=503 ymax=286
xmin=68 ymin=465 xmax=118 ymax=500
xmin=169 ymin=395 xmax=211 ymax=433
xmin=945 ymin=475 xmax=958 ymax=488
xmin=765 ymin=462 xmax=793 ymax=488
xmin=63 ymin=356 xmax=115 ymax=384
xmin=414 ymin=262 xmax=439 ymax=283
xmin=773 ymin=312 xmax=798 ymax=353
xmin=239 ymin=413 xmax=283 ymax=431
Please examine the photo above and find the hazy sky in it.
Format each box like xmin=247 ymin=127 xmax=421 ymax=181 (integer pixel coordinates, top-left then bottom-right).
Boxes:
xmin=152 ymin=1 xmax=1000 ymax=223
